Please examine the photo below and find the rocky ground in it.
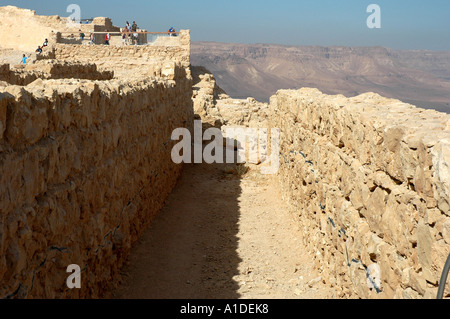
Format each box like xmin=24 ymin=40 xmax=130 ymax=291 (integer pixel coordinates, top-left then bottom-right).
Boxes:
xmin=112 ymin=161 xmax=335 ymax=299
xmin=0 ymin=49 xmax=29 ymax=65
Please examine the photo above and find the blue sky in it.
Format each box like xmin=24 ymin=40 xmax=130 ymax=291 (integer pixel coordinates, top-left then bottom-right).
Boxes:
xmin=2 ymin=0 xmax=450 ymax=50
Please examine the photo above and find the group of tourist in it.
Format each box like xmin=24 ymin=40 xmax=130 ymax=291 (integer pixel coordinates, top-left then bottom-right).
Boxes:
xmin=121 ymin=21 xmax=140 ymax=46
xmin=79 ymin=20 xmax=179 ymax=46
xmin=35 ymin=38 xmax=49 ymax=54
xmin=89 ymin=20 xmax=141 ymax=46
xmin=119 ymin=21 xmax=178 ymax=45
xmin=21 ymin=38 xmax=49 ymax=65
xmin=22 ymin=21 xmax=179 ymax=59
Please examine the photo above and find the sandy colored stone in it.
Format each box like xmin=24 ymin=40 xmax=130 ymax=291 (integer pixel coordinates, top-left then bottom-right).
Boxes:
xmin=0 ymin=42 xmax=194 ymax=299
xmin=269 ymin=88 xmax=450 ymax=299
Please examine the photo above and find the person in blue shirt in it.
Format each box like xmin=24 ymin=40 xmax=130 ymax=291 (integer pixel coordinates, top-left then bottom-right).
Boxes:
xmin=21 ymin=54 xmax=28 ymax=64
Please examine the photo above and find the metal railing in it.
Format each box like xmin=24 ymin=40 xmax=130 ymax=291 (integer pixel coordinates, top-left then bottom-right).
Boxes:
xmin=59 ymin=31 xmax=179 ymax=44
xmin=59 ymin=31 xmax=179 ymax=35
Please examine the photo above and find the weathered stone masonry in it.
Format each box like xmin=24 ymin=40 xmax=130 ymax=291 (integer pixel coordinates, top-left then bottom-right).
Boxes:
xmin=1 ymin=5 xmax=449 ymax=299
xmin=0 ymin=66 xmax=193 ymax=298
xmin=0 ymin=61 xmax=113 ymax=86
xmin=52 ymin=30 xmax=191 ymax=67
xmin=269 ymin=88 xmax=450 ymax=299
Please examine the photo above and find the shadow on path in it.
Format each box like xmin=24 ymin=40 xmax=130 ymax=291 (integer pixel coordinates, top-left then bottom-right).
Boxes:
xmin=113 ymin=162 xmax=243 ymax=299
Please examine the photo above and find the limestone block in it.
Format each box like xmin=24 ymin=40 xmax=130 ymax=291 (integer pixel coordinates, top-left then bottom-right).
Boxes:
xmin=161 ymin=61 xmax=176 ymax=80
xmin=431 ymin=140 xmax=450 ymax=215
xmin=443 ymin=218 xmax=450 ymax=244
xmin=363 ymin=187 xmax=387 ymax=235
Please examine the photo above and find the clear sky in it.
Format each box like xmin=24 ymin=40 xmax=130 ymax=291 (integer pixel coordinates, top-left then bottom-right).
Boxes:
xmin=1 ymin=0 xmax=449 ymax=50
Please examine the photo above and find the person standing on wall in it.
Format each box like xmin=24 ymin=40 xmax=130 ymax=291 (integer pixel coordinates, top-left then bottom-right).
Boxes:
xmin=126 ymin=21 xmax=132 ymax=45
xmin=132 ymin=21 xmax=139 ymax=45
xmin=168 ymin=27 xmax=178 ymax=37
xmin=79 ymin=29 xmax=85 ymax=41
xmin=122 ymin=26 xmax=129 ymax=46
xmin=105 ymin=30 xmax=110 ymax=45
xmin=89 ymin=31 xmax=95 ymax=45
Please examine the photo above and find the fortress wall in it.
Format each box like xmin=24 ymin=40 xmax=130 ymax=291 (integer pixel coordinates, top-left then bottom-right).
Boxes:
xmin=24 ymin=60 xmax=114 ymax=80
xmin=0 ymin=66 xmax=194 ymax=298
xmin=0 ymin=61 xmax=113 ymax=86
xmin=269 ymin=88 xmax=450 ymax=299
xmin=0 ymin=6 xmax=144 ymax=53
xmin=0 ymin=6 xmax=151 ymax=52
xmin=53 ymin=30 xmax=191 ymax=67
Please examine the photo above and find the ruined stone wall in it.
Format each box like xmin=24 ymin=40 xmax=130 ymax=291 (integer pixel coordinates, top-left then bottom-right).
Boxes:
xmin=0 ymin=66 xmax=194 ymax=298
xmin=53 ymin=30 xmax=191 ymax=67
xmin=191 ymin=65 xmax=269 ymax=130
xmin=0 ymin=61 xmax=113 ymax=86
xmin=269 ymin=88 xmax=450 ymax=299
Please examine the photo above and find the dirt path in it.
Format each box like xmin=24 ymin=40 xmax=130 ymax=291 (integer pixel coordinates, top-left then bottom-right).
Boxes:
xmin=112 ymin=162 xmax=334 ymax=299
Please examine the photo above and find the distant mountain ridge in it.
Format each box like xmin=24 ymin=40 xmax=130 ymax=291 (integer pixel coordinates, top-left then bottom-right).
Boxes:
xmin=191 ymin=41 xmax=450 ymax=114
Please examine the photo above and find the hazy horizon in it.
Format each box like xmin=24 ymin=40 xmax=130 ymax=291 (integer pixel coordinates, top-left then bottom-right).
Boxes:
xmin=192 ymin=40 xmax=450 ymax=53
xmin=1 ymin=0 xmax=450 ymax=51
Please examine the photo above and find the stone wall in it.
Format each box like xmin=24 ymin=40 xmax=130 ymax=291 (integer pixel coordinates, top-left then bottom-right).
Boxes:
xmin=269 ymin=88 xmax=450 ymax=299
xmin=53 ymin=30 xmax=191 ymax=68
xmin=0 ymin=65 xmax=194 ymax=299
xmin=0 ymin=61 xmax=113 ymax=86
xmin=191 ymin=65 xmax=269 ymax=129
